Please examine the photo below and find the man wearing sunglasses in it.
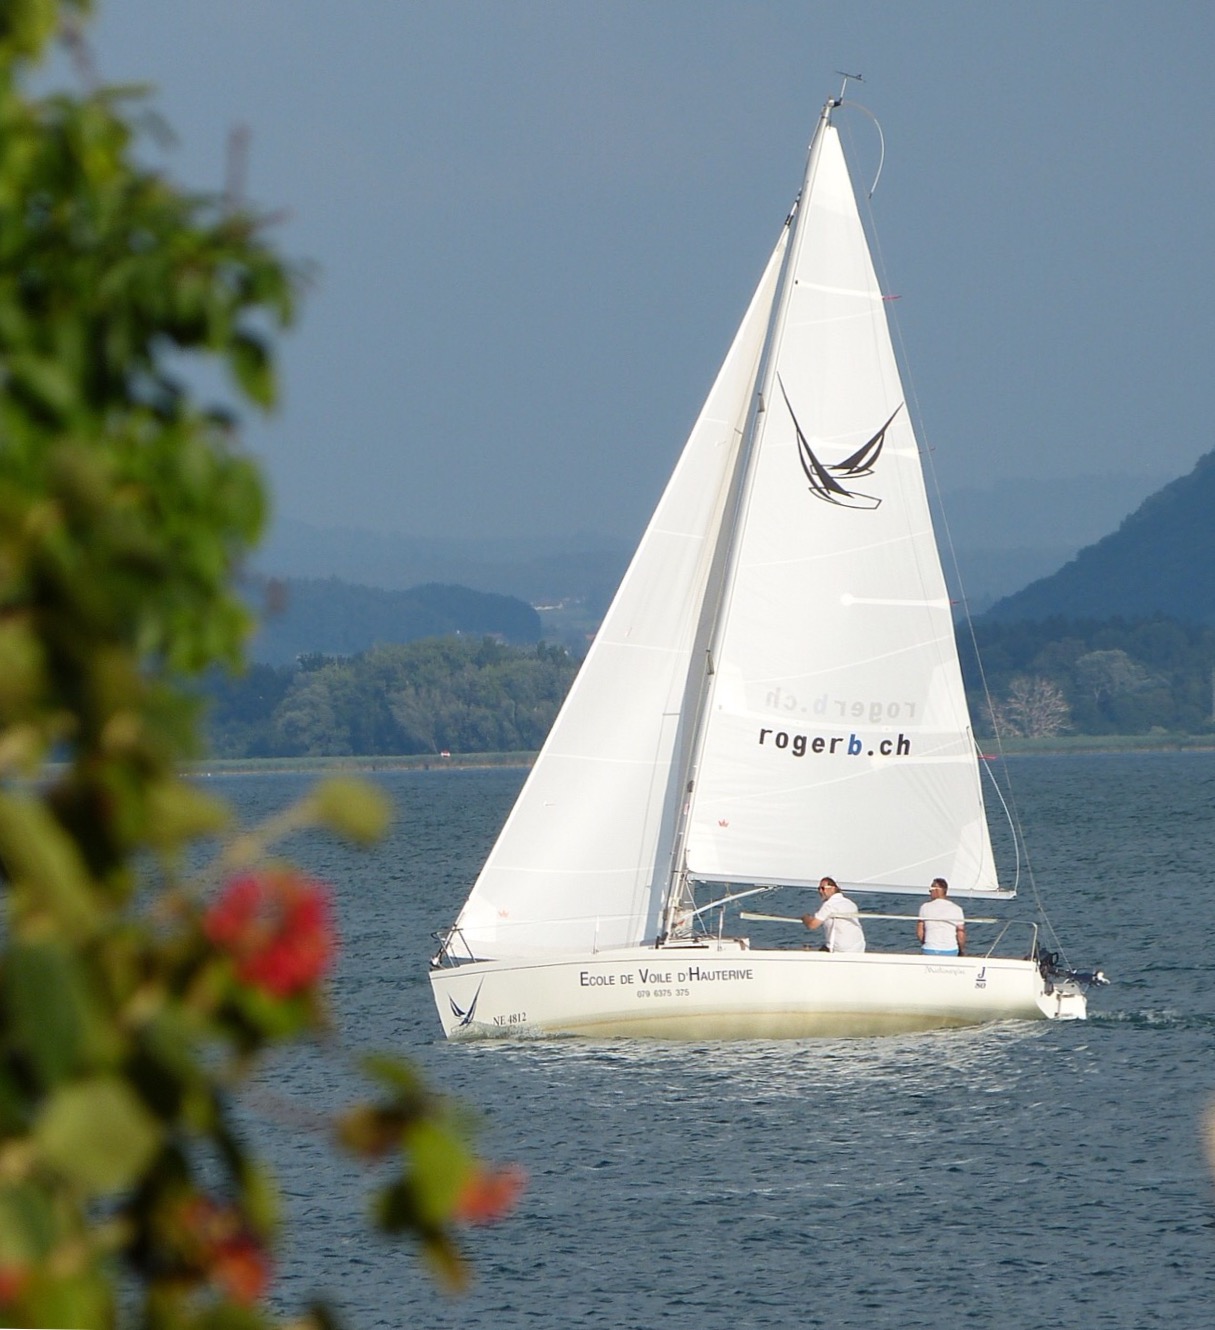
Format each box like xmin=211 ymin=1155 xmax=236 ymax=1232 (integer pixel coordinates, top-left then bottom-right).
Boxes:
xmin=916 ymin=877 xmax=966 ymax=956
xmin=801 ymin=876 xmax=866 ymax=953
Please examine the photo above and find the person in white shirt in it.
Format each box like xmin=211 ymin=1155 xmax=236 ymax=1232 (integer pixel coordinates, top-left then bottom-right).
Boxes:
xmin=801 ymin=876 xmax=865 ymax=953
xmin=917 ymin=877 xmax=966 ymax=956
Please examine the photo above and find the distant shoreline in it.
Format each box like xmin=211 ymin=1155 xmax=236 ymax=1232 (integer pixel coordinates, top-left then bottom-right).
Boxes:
xmin=192 ymin=735 xmax=1215 ymax=776
xmin=191 ymin=752 xmax=537 ymax=776
xmin=986 ymin=734 xmax=1215 ymax=756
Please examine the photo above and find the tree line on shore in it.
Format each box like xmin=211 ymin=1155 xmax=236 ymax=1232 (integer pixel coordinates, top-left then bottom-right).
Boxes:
xmin=204 ymin=636 xmax=580 ymax=757
xmin=961 ymin=614 xmax=1215 ymax=738
xmin=203 ymin=613 xmax=1215 ymax=758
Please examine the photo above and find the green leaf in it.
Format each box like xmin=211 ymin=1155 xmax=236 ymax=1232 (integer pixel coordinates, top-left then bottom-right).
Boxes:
xmin=336 ymin=1102 xmax=401 ymax=1158
xmin=0 ymin=621 xmax=45 ymax=719
xmin=403 ymin=1118 xmax=472 ymax=1227
xmin=4 ymin=940 xmax=89 ymax=1085
xmin=0 ymin=794 xmax=100 ymax=938
xmin=0 ymin=0 xmax=83 ymax=62
xmin=360 ymin=1052 xmax=426 ymax=1099
xmin=0 ymin=1182 xmax=57 ymax=1264
xmin=34 ymin=1076 xmax=162 ymax=1195
xmin=143 ymin=776 xmax=232 ymax=848
xmin=227 ymin=330 xmax=276 ymax=408
xmin=238 ymin=1158 xmax=281 ymax=1238
xmin=0 ymin=1068 xmax=27 ymax=1135
xmin=189 ymin=1301 xmax=274 ymax=1330
xmin=229 ymin=981 xmax=321 ymax=1042
xmin=6 ymin=352 xmax=79 ymax=421
xmin=24 ymin=1268 xmax=113 ymax=1330
xmin=308 ymin=777 xmax=391 ymax=845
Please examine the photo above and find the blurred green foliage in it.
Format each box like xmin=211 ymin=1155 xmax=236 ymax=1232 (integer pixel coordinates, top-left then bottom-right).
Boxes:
xmin=0 ymin=6 xmax=517 ymax=1326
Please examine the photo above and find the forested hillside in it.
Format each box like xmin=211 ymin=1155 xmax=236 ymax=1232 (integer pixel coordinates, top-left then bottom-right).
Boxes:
xmin=206 ymin=637 xmax=578 ymax=757
xmin=985 ymin=450 xmax=1215 ymax=623
xmin=961 ymin=616 xmax=1215 ymax=738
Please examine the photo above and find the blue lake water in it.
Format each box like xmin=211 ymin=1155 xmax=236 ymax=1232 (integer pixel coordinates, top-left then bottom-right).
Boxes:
xmin=209 ymin=753 xmax=1215 ymax=1328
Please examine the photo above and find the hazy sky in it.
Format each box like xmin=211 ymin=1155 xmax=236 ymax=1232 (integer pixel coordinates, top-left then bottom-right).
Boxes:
xmin=76 ymin=1 xmax=1214 ymax=545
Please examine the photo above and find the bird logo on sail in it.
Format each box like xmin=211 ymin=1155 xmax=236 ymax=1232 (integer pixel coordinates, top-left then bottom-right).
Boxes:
xmin=779 ymin=376 xmax=902 ymax=509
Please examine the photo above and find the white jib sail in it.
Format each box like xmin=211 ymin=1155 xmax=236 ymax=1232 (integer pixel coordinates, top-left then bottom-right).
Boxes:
xmin=450 ymin=237 xmax=788 ymax=958
xmin=683 ymin=119 xmax=1000 ymax=897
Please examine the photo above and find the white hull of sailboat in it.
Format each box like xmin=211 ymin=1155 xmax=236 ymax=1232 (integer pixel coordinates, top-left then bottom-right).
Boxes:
xmin=430 ymin=942 xmax=1086 ymax=1041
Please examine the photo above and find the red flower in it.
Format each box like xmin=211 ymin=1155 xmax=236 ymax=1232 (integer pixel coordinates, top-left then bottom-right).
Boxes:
xmin=0 ymin=1264 xmax=29 ymax=1306
xmin=213 ymin=1233 xmax=271 ymax=1305
xmin=176 ymin=1195 xmax=271 ymax=1305
xmin=205 ymin=870 xmax=336 ymax=997
xmin=452 ymin=1164 xmax=527 ymax=1224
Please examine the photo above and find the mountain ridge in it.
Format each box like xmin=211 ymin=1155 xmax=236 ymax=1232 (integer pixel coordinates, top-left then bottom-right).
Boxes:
xmin=257 ymin=469 xmax=1158 ymax=618
xmin=246 ymin=578 xmax=542 ymax=666
xmin=984 ymin=450 xmax=1215 ymax=623
xmin=247 ymin=456 xmax=1211 ymax=647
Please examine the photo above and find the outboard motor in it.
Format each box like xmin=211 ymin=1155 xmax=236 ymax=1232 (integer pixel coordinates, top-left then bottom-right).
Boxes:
xmin=1038 ymin=948 xmax=1109 ymax=994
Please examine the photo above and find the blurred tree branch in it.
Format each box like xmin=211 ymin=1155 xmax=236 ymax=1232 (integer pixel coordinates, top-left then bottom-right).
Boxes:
xmin=0 ymin=5 xmax=520 ymax=1325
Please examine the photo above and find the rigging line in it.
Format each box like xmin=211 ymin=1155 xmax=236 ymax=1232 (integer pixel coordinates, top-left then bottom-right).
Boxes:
xmin=981 ymin=750 xmax=1068 ymax=961
xmin=854 ymin=128 xmax=1073 ymax=968
xmin=838 ymin=99 xmax=885 ymax=198
xmin=977 ymin=741 xmax=1022 ymax=893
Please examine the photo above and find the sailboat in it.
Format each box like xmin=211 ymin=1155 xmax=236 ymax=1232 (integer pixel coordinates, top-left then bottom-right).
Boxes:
xmin=430 ymin=89 xmax=1103 ymax=1039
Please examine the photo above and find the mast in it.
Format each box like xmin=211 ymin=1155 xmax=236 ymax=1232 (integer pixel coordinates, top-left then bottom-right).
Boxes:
xmin=658 ymin=95 xmax=841 ymax=938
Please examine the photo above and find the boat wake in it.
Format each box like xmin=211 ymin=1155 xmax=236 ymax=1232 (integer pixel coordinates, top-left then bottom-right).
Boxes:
xmin=1088 ymin=1007 xmax=1215 ymax=1032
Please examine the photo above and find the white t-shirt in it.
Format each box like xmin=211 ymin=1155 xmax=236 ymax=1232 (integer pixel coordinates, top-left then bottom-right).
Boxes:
xmin=918 ymin=897 xmax=965 ymax=951
xmin=815 ymin=893 xmax=865 ymax=953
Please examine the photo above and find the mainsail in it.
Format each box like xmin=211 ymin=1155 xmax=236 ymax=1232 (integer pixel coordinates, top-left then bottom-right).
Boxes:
xmin=682 ymin=120 xmax=999 ymax=896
